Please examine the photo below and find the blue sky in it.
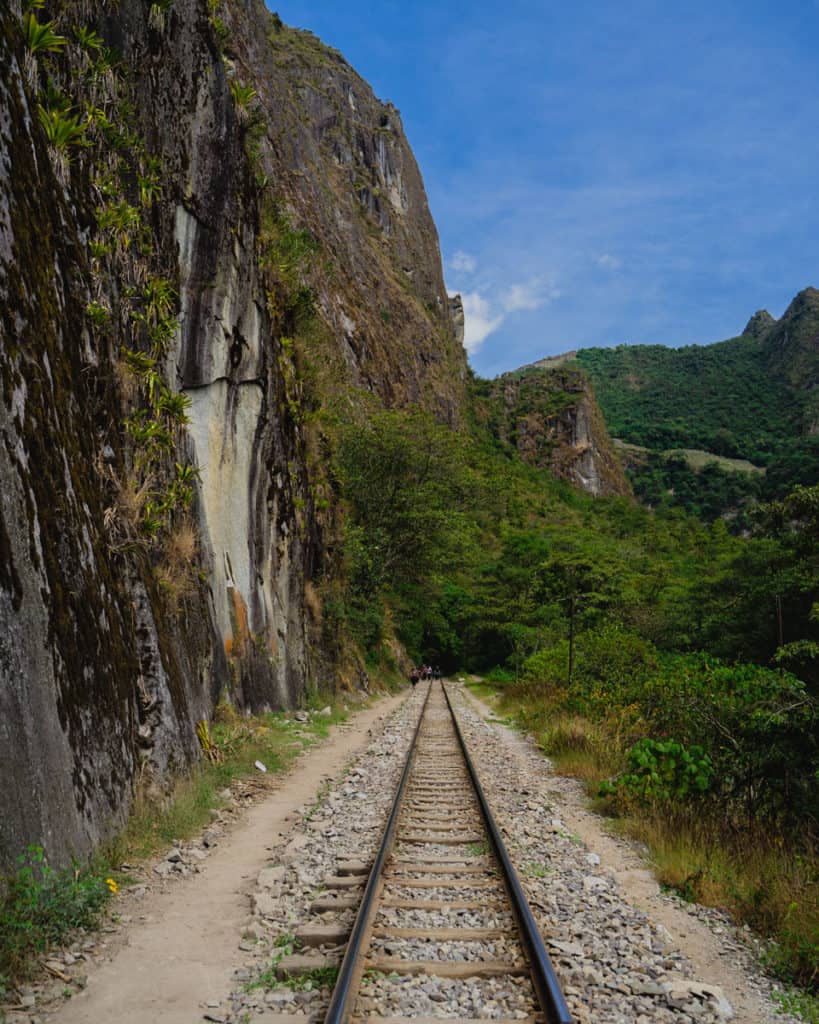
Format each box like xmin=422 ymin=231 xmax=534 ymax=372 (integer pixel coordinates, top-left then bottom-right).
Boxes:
xmin=271 ymin=1 xmax=819 ymax=377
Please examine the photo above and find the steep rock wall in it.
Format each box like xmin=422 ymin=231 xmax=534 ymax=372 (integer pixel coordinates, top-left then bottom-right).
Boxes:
xmin=489 ymin=367 xmax=631 ymax=497
xmin=220 ymin=5 xmax=468 ymax=422
xmin=0 ymin=6 xmax=214 ymax=867
xmin=0 ymin=0 xmax=466 ymax=868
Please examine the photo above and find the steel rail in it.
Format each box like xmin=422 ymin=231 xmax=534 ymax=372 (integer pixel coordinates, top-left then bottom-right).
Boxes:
xmin=441 ymin=681 xmax=573 ymax=1024
xmin=324 ymin=681 xmax=433 ymax=1024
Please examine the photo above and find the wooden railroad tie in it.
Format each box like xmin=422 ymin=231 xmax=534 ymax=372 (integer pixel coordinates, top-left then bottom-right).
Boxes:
xmin=364 ymin=957 xmax=529 ymax=978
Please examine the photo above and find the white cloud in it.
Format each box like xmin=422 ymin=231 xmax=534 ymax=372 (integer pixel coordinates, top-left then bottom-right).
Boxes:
xmin=448 ymin=250 xmax=477 ymax=274
xmin=502 ymin=282 xmax=542 ymax=313
xmin=501 ymin=279 xmax=560 ymax=313
xmin=461 ymin=291 xmax=504 ymax=353
xmin=460 ymin=279 xmax=562 ymax=355
xmin=595 ymin=253 xmax=622 ymax=270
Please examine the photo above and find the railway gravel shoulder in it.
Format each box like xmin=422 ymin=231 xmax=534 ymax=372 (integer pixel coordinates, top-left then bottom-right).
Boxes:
xmin=457 ymin=685 xmax=802 ymax=1024
xmin=225 ymin=682 xmax=803 ymax=1024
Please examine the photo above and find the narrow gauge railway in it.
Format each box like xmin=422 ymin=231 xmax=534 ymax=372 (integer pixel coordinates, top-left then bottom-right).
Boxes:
xmin=322 ymin=680 xmax=572 ymax=1024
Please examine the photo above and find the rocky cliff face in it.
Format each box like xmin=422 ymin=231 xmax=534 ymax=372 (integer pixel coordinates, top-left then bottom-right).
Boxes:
xmin=0 ymin=3 xmax=216 ymax=867
xmin=742 ymin=309 xmax=776 ymax=338
xmin=222 ymin=9 xmax=467 ymax=420
xmin=0 ymin=0 xmax=465 ymax=867
xmin=759 ymin=287 xmax=819 ymax=432
xmin=487 ymin=367 xmax=631 ymax=497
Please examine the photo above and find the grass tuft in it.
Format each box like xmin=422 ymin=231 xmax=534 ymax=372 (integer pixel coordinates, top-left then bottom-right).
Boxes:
xmin=247 ymin=931 xmax=339 ymax=992
xmin=773 ymin=987 xmax=819 ymax=1024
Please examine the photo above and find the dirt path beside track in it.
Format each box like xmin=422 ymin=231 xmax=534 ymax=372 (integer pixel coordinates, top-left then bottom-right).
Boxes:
xmin=35 ymin=691 xmax=406 ymax=1024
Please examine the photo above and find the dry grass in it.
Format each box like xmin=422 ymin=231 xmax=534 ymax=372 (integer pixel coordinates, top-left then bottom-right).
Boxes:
xmin=102 ymin=472 xmax=153 ymax=548
xmin=537 ymin=713 xmax=626 ymax=790
xmin=304 ymin=580 xmax=322 ymax=624
xmin=117 ymin=473 xmax=153 ymax=525
xmin=114 ymin=356 xmax=141 ymax=405
xmin=623 ymin=811 xmax=818 ymax=990
xmin=154 ymin=518 xmax=199 ymax=608
xmin=165 ymin=518 xmax=197 ymax=564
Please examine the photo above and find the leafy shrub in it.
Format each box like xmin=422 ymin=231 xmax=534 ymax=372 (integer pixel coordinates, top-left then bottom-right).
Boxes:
xmin=602 ymin=737 xmax=713 ymax=805
xmin=0 ymin=847 xmax=110 ymax=985
xmin=484 ymin=665 xmax=515 ymax=684
xmin=570 ymin=626 xmax=658 ymax=712
xmin=640 ymin=655 xmax=819 ymax=828
xmin=522 ymin=626 xmax=657 ymax=716
xmin=522 ymin=643 xmax=568 ymax=690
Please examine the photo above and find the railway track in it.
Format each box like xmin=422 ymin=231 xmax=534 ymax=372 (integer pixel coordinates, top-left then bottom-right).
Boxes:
xmin=321 ymin=680 xmax=572 ymax=1024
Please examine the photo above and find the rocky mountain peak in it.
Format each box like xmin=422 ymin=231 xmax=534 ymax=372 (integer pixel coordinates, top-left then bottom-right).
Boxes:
xmin=742 ymin=309 xmax=775 ymax=337
xmin=780 ymin=286 xmax=819 ymax=324
xmin=761 ymin=286 xmax=819 ymax=391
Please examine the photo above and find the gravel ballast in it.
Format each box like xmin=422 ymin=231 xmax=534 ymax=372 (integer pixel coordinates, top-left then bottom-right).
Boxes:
xmin=220 ymin=683 xmax=801 ymax=1024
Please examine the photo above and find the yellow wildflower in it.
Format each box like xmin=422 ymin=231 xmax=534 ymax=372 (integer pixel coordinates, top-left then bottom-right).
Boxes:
xmin=105 ymin=877 xmax=118 ymax=894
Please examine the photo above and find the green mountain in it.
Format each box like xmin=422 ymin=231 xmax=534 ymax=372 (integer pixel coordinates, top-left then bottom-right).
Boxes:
xmin=569 ymin=288 xmax=819 ymax=519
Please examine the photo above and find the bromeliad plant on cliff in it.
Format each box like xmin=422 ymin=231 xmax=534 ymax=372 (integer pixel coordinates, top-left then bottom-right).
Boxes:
xmin=22 ymin=1 xmax=201 ymax=576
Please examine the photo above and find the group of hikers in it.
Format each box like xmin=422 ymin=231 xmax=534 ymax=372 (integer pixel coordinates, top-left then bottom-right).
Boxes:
xmin=409 ymin=664 xmax=442 ymax=686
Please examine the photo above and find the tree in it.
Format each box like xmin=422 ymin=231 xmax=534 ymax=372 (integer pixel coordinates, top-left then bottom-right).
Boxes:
xmin=335 ymin=409 xmax=476 ymax=588
xmin=533 ymin=556 xmax=610 ymax=685
xmin=333 ymin=408 xmax=480 ymax=657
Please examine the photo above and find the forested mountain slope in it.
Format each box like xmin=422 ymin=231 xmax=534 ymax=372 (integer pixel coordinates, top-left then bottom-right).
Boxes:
xmin=570 ymin=288 xmax=819 ymax=518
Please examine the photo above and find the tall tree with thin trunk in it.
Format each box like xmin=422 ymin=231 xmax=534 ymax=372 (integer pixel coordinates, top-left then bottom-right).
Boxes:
xmin=534 ymin=557 xmax=608 ymax=686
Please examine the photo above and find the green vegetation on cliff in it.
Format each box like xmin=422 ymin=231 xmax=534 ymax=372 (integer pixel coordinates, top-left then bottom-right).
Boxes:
xmin=468 ymin=364 xmax=631 ymax=496
xmin=574 ymin=289 xmax=819 ymax=520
